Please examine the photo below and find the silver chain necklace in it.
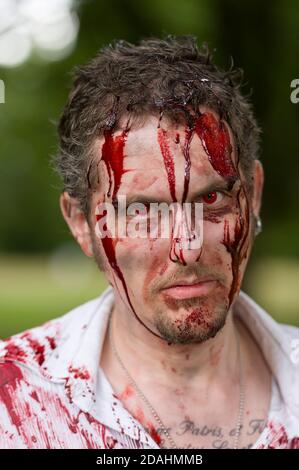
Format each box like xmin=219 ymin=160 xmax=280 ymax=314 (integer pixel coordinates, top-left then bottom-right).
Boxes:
xmin=108 ymin=315 xmax=245 ymax=449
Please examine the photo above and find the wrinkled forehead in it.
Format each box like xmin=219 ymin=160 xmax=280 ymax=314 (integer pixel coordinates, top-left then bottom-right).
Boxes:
xmin=91 ymin=109 xmax=238 ymax=200
xmin=124 ymin=117 xmax=210 ymax=181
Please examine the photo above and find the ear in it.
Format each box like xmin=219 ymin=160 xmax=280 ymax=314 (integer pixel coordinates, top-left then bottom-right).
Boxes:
xmin=251 ymin=160 xmax=264 ymax=218
xmin=60 ymin=191 xmax=94 ymax=258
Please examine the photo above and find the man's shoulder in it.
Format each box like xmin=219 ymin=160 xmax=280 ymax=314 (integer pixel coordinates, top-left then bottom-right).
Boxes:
xmin=279 ymin=322 xmax=299 ymax=338
xmin=0 ymin=295 xmax=104 ymax=375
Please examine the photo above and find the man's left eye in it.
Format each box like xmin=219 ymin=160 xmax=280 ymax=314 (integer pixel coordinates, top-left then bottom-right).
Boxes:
xmin=201 ymin=191 xmax=224 ymax=205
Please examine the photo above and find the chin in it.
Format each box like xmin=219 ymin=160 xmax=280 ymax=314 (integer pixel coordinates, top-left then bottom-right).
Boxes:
xmin=155 ymin=307 xmax=228 ymax=345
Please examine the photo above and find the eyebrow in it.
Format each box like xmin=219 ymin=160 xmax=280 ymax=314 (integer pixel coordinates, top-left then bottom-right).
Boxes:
xmin=189 ymin=177 xmax=237 ymax=201
xmin=119 ymin=177 xmax=238 ymax=206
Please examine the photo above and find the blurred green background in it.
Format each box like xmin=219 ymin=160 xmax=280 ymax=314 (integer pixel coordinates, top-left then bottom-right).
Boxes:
xmin=0 ymin=0 xmax=298 ymax=339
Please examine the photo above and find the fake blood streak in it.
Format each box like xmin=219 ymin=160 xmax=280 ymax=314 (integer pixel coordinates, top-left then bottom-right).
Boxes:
xmin=158 ymin=125 xmax=196 ymax=266
xmin=195 ymin=112 xmax=237 ymax=180
xmin=3 ymin=342 xmax=27 ymax=363
xmin=0 ymin=363 xmax=32 ymax=447
xmin=0 ymin=363 xmax=23 ymax=431
xmin=101 ymin=129 xmax=129 ymax=200
xmin=147 ymin=422 xmax=162 ymax=445
xmin=258 ymin=421 xmax=297 ymax=449
xmin=178 ymin=125 xmax=198 ymax=264
xmin=157 ymin=127 xmax=182 ymax=264
xmin=195 ymin=112 xmax=251 ymax=309
xmin=87 ymin=129 xmax=129 ymax=198
xmin=97 ymin=129 xmax=162 ymax=339
xmin=182 ymin=126 xmax=195 ymax=204
xmin=20 ymin=332 xmax=45 ymax=366
xmin=157 ymin=128 xmax=177 ymax=202
xmin=222 ymin=187 xmax=250 ymax=307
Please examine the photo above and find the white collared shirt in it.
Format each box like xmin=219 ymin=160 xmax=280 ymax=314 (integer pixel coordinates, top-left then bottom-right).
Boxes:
xmin=0 ymin=286 xmax=299 ymax=449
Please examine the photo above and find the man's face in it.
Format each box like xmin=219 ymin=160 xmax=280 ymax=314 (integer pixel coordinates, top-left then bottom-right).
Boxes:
xmin=86 ymin=108 xmax=258 ymax=344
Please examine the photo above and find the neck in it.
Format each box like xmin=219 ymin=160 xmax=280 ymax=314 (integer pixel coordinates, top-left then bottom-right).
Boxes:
xmin=108 ymin=293 xmax=242 ymax=389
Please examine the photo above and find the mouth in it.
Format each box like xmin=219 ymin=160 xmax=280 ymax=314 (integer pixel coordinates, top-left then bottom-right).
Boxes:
xmin=160 ymin=279 xmax=216 ymax=300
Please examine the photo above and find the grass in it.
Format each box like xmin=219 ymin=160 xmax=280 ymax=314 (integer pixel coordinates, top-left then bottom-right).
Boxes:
xmin=245 ymin=257 xmax=299 ymax=327
xmin=0 ymin=249 xmax=108 ymax=339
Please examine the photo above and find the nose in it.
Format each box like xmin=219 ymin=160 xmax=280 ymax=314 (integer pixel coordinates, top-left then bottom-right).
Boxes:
xmin=170 ymin=236 xmax=203 ymax=265
xmin=169 ymin=204 xmax=203 ymax=265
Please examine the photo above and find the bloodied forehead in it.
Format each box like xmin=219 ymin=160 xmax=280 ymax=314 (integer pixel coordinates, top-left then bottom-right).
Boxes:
xmin=92 ymin=109 xmax=239 ymax=203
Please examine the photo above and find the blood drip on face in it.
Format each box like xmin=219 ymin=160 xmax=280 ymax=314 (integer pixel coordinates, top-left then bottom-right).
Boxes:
xmin=158 ymin=123 xmax=196 ymax=266
xmin=95 ymin=129 xmax=163 ymax=339
xmin=195 ymin=111 xmax=251 ymax=310
xmin=182 ymin=125 xmax=195 ymax=204
xmin=87 ymin=129 xmax=129 ymax=199
xmin=195 ymin=112 xmax=237 ymax=180
xmin=157 ymin=128 xmax=177 ymax=202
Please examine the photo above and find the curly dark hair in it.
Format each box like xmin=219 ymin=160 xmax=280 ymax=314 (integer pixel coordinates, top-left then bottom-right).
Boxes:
xmin=53 ymin=35 xmax=261 ymax=217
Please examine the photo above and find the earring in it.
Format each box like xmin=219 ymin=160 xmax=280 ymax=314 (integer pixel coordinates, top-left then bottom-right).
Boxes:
xmin=255 ymin=215 xmax=262 ymax=236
